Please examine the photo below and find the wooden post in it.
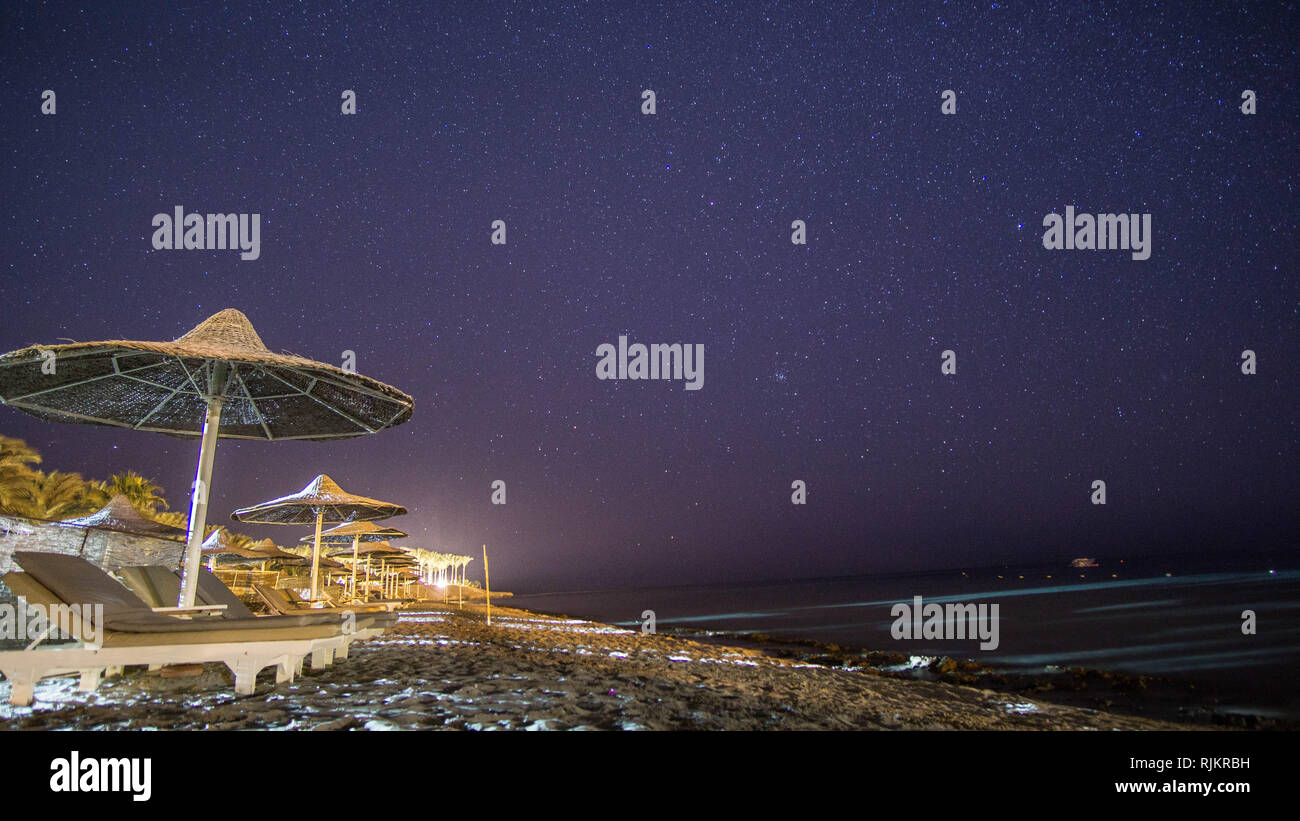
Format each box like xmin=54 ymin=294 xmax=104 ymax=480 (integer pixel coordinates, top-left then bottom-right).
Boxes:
xmin=309 ymin=510 xmax=324 ymax=600
xmin=483 ymin=545 xmax=491 ymax=626
xmin=350 ymin=535 xmax=360 ymax=599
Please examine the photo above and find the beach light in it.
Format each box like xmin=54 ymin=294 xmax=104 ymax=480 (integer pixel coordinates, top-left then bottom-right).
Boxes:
xmin=0 ymin=308 xmax=414 ymax=607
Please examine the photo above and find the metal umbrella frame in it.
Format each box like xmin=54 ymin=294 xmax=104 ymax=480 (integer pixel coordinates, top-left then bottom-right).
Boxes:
xmin=231 ymin=474 xmax=405 ymax=600
xmin=0 ymin=308 xmax=414 ymax=607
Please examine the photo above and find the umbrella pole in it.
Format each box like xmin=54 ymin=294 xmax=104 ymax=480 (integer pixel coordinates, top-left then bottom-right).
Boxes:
xmin=309 ymin=510 xmax=324 ymax=600
xmin=351 ymin=536 xmax=359 ymax=600
xmin=483 ymin=544 xmax=491 ymax=626
xmin=178 ymin=376 xmax=227 ymax=608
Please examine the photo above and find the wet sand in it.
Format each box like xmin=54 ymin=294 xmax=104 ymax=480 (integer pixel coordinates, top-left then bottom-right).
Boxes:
xmin=0 ymin=603 xmax=1205 ymax=730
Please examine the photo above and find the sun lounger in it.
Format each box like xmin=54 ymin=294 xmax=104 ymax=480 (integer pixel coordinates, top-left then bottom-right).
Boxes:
xmin=295 ymin=585 xmax=405 ymax=611
xmin=314 ymin=586 xmax=406 ymax=612
xmin=259 ymin=584 xmax=402 ymax=615
xmin=0 ymin=552 xmax=359 ymax=706
xmin=121 ymin=566 xmax=335 ymax=622
xmin=119 ymin=565 xmax=396 ymax=647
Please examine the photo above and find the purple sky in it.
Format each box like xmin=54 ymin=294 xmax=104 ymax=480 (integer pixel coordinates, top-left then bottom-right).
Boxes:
xmin=2 ymin=2 xmax=1296 ymax=591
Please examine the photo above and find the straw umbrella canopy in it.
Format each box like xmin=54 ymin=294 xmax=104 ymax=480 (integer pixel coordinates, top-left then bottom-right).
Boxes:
xmin=304 ymin=520 xmax=408 ymax=600
xmin=200 ymin=529 xmax=264 ymax=568
xmin=242 ymin=538 xmax=309 ymax=571
xmin=0 ymin=308 xmax=414 ymax=607
xmin=58 ymin=493 xmax=187 ymax=540
xmin=231 ymin=475 xmax=405 ymax=600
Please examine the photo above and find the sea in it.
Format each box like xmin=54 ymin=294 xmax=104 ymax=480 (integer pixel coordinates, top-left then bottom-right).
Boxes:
xmin=511 ymin=551 xmax=1300 ymax=719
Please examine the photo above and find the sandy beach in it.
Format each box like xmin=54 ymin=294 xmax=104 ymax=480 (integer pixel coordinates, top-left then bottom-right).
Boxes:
xmin=0 ymin=602 xmax=1209 ymax=731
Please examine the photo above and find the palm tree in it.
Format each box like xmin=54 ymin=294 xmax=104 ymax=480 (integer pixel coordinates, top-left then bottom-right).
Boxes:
xmin=0 ymin=434 xmax=42 ymax=513
xmin=151 ymin=509 xmax=189 ymax=530
xmin=74 ymin=478 xmax=112 ymax=517
xmin=9 ymin=471 xmax=96 ymax=520
xmin=105 ymin=471 xmax=169 ymax=514
xmin=151 ymin=510 xmax=230 ymax=542
xmin=224 ymin=529 xmax=257 ymax=550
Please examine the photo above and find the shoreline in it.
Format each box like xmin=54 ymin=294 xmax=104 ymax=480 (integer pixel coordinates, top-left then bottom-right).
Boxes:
xmin=0 ymin=599 xmax=1271 ymax=731
xmin=492 ymin=602 xmax=1298 ymax=730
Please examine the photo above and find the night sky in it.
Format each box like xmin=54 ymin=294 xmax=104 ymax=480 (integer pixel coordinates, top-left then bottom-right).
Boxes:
xmin=1 ymin=2 xmax=1295 ymax=592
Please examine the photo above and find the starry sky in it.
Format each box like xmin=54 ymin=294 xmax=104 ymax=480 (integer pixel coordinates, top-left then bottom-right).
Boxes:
xmin=1 ymin=2 xmax=1296 ymax=592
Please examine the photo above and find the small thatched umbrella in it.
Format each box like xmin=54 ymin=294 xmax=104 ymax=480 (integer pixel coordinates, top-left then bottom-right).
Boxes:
xmin=307 ymin=520 xmax=408 ymax=599
xmin=200 ymin=529 xmax=264 ymax=570
xmin=58 ymin=493 xmax=188 ymax=541
xmin=242 ymin=538 xmax=309 ymax=571
xmin=231 ymin=475 xmax=405 ymax=600
xmin=381 ymin=552 xmax=419 ymax=599
xmin=0 ymin=309 xmax=414 ymax=607
xmin=338 ymin=541 xmax=405 ymax=601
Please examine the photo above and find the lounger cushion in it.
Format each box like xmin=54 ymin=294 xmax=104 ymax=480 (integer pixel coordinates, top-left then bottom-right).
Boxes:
xmin=117 ymin=565 xmax=176 ymax=609
xmin=3 ymin=570 xmax=341 ymax=645
xmin=193 ymin=569 xmax=258 ymax=618
xmin=194 ymin=570 xmax=369 ymax=627
xmin=14 ymin=552 xmax=354 ymax=634
xmin=17 ymin=551 xmax=166 ymax=629
xmin=255 ymin=584 xmax=397 ymax=625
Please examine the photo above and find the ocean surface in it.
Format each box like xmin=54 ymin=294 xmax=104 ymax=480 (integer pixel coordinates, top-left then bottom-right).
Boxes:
xmin=511 ymin=552 xmax=1300 ymax=718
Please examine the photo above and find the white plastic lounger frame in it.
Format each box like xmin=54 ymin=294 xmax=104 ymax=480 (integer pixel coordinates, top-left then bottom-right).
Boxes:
xmin=0 ymin=637 xmax=314 ymax=706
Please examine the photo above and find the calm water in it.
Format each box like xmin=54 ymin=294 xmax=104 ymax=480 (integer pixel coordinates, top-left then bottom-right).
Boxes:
xmin=512 ymin=553 xmax=1300 ymax=717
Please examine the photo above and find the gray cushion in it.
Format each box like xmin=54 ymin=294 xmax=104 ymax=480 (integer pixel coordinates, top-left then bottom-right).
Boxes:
xmin=14 ymin=552 xmax=349 ymax=633
xmin=194 ymin=569 xmax=257 ymax=618
xmin=16 ymin=551 xmax=161 ymax=629
xmin=118 ymin=565 xmax=181 ymax=609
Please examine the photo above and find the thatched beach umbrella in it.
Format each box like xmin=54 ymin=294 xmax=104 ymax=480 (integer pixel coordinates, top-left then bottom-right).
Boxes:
xmin=306 ymin=520 xmax=407 ymax=599
xmin=0 ymin=309 xmax=414 ymax=607
xmin=231 ymin=475 xmax=405 ymax=600
xmin=382 ymin=553 xmax=419 ymax=599
xmin=335 ymin=541 xmax=405 ymax=601
xmin=58 ymin=493 xmax=188 ymax=541
xmin=200 ymin=529 xmax=264 ymax=569
xmin=242 ymin=538 xmax=309 ymax=572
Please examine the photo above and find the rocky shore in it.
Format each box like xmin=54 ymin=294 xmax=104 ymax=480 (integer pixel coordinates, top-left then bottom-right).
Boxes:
xmin=1 ymin=603 xmax=1214 ymax=730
